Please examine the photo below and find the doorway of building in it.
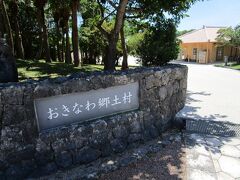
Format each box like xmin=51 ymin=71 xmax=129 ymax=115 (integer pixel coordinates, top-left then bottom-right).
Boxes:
xmin=192 ymin=48 xmax=197 ymax=62
xmin=216 ymin=47 xmax=224 ymax=61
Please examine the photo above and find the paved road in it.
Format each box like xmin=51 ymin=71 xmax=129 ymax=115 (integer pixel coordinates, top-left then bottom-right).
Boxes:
xmin=174 ymin=61 xmax=240 ymax=124
xmin=185 ymin=133 xmax=240 ymax=180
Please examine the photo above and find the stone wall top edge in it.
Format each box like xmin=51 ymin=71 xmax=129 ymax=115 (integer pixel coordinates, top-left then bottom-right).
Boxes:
xmin=0 ymin=64 xmax=187 ymax=89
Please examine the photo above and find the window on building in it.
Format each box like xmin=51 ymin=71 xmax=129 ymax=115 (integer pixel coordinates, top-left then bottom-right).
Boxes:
xmin=193 ymin=48 xmax=197 ymax=56
xmin=216 ymin=47 xmax=224 ymax=61
xmin=217 ymin=49 xmax=223 ymax=57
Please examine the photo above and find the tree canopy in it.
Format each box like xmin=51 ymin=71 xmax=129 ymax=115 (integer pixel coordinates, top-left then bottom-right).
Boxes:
xmin=0 ymin=0 xmax=201 ymax=73
xmin=217 ymin=24 xmax=240 ymax=62
xmin=137 ymin=19 xmax=179 ymax=66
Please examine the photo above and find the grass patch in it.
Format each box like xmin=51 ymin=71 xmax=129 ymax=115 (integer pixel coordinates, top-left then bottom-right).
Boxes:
xmin=231 ymin=64 xmax=240 ymax=70
xmin=215 ymin=62 xmax=240 ymax=71
xmin=17 ymin=59 xmax=110 ymax=81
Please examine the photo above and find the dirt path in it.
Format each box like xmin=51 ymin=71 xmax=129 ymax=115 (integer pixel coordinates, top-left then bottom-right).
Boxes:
xmin=100 ymin=141 xmax=186 ymax=180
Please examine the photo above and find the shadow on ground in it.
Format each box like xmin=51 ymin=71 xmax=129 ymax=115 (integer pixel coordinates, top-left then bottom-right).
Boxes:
xmin=185 ymin=130 xmax=240 ymax=161
xmin=178 ymin=90 xmax=228 ymax=121
xmin=100 ymin=138 xmax=186 ymax=180
xmin=182 ymin=92 xmax=240 ymax=160
xmin=179 ymin=90 xmax=240 ymax=159
xmin=16 ymin=59 xmax=104 ymax=81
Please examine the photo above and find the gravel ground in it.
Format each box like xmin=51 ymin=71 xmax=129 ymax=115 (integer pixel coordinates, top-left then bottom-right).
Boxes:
xmin=100 ymin=141 xmax=186 ymax=180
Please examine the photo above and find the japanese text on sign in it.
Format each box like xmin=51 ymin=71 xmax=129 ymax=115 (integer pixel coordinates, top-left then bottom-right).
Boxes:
xmin=47 ymin=92 xmax=132 ymax=120
xmin=34 ymin=82 xmax=139 ymax=131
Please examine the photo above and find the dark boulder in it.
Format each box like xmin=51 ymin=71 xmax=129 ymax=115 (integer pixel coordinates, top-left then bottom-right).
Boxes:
xmin=0 ymin=39 xmax=18 ymax=83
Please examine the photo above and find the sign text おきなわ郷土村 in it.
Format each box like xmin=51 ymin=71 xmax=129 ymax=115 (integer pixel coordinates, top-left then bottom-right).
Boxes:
xmin=34 ymin=82 xmax=139 ymax=131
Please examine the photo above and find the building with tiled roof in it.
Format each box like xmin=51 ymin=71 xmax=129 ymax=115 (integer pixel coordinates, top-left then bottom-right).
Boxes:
xmin=178 ymin=26 xmax=236 ymax=63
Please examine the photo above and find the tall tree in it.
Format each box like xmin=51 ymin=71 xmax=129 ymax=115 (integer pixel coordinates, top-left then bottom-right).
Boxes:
xmin=59 ymin=16 xmax=65 ymax=62
xmin=97 ymin=0 xmax=128 ymax=70
xmin=79 ymin=0 xmax=107 ymax=64
xmin=34 ymin=0 xmax=51 ymax=62
xmin=61 ymin=8 xmax=71 ymax=64
xmin=9 ymin=0 xmax=25 ymax=59
xmin=53 ymin=10 xmax=62 ymax=62
xmin=96 ymin=0 xmax=199 ymax=70
xmin=120 ymin=19 xmax=128 ymax=70
xmin=51 ymin=0 xmax=73 ymax=64
xmin=217 ymin=25 xmax=240 ymax=60
xmin=0 ymin=0 xmax=14 ymax=54
xmin=72 ymin=0 xmax=80 ymax=67
xmin=0 ymin=11 xmax=4 ymax=38
xmin=18 ymin=0 xmax=39 ymax=59
xmin=49 ymin=0 xmax=64 ymax=62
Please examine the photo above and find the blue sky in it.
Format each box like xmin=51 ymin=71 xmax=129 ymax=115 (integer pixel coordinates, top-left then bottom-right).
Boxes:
xmin=178 ymin=0 xmax=240 ymax=30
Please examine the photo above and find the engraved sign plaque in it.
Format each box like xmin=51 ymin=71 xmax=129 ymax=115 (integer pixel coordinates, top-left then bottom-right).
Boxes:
xmin=34 ymin=82 xmax=139 ymax=131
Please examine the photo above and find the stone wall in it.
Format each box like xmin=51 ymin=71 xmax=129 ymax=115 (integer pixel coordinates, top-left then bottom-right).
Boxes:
xmin=0 ymin=64 xmax=187 ymax=178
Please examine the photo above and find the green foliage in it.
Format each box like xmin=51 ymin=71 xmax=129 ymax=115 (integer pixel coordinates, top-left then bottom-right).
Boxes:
xmin=217 ymin=27 xmax=235 ymax=47
xmin=217 ymin=24 xmax=240 ymax=63
xmin=215 ymin=62 xmax=240 ymax=70
xmin=127 ymin=32 xmax=145 ymax=55
xmin=231 ymin=64 xmax=240 ymax=70
xmin=79 ymin=1 xmax=108 ymax=64
xmin=217 ymin=25 xmax=240 ymax=48
xmin=0 ymin=0 xmax=201 ymax=77
xmin=79 ymin=25 xmax=106 ymax=63
xmin=134 ymin=0 xmax=200 ymax=25
xmin=17 ymin=1 xmax=40 ymax=59
xmin=137 ymin=20 xmax=179 ymax=66
xmin=232 ymin=25 xmax=240 ymax=47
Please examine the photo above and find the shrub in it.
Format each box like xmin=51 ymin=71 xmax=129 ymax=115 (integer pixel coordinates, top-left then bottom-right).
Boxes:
xmin=137 ymin=20 xmax=179 ymax=66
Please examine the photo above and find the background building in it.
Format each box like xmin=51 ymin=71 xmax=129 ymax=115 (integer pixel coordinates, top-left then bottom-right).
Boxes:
xmin=178 ymin=26 xmax=238 ymax=63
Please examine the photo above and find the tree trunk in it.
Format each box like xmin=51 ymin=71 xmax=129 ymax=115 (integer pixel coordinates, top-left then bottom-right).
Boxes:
xmin=81 ymin=51 xmax=84 ymax=62
xmin=13 ymin=0 xmax=24 ymax=59
xmin=41 ymin=6 xmax=51 ymax=62
xmin=55 ymin=20 xmax=62 ymax=62
xmin=14 ymin=19 xmax=25 ymax=59
xmin=39 ymin=5 xmax=51 ymax=62
xmin=104 ymin=0 xmax=128 ymax=70
xmin=105 ymin=39 xmax=118 ymax=70
xmin=51 ymin=46 xmax=56 ymax=61
xmin=89 ymin=48 xmax=96 ymax=64
xmin=35 ymin=37 xmax=43 ymax=60
xmin=0 ymin=12 xmax=4 ymax=38
xmin=72 ymin=0 xmax=80 ymax=67
xmin=23 ymin=2 xmax=33 ymax=59
xmin=0 ymin=0 xmax=14 ymax=54
xmin=61 ymin=29 xmax=65 ymax=62
xmin=56 ymin=41 xmax=61 ymax=62
xmin=235 ymin=47 xmax=238 ymax=58
xmin=120 ymin=20 xmax=128 ymax=70
xmin=65 ymin=24 xmax=71 ymax=64
xmin=234 ymin=48 xmax=240 ymax=64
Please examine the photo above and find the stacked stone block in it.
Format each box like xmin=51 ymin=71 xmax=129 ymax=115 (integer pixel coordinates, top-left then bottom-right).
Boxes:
xmin=0 ymin=64 xmax=187 ymax=178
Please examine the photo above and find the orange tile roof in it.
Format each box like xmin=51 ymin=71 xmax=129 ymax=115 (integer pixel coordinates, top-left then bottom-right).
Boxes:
xmin=178 ymin=26 xmax=226 ymax=43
